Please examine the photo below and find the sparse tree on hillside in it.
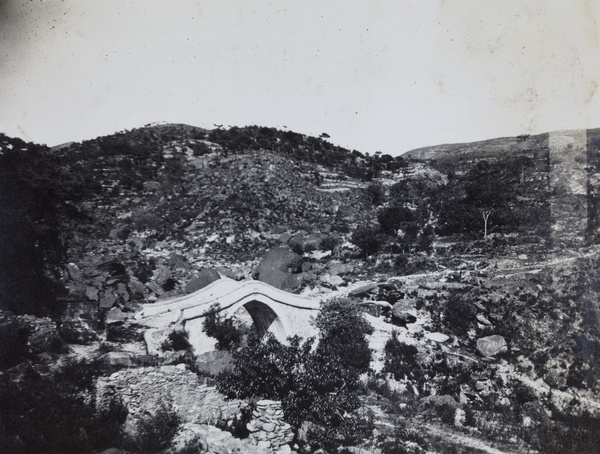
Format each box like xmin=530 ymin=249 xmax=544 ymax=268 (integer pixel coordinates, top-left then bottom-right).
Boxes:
xmin=464 ymin=160 xmax=513 ymax=238
xmin=366 ymin=182 xmax=386 ymax=206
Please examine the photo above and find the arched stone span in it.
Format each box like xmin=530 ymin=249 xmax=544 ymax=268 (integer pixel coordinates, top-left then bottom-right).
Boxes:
xmin=237 ymin=300 xmax=286 ymax=341
xmin=137 ymin=278 xmax=320 ymax=354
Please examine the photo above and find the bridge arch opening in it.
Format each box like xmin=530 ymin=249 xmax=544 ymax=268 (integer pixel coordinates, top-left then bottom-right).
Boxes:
xmin=232 ymin=300 xmax=286 ymax=342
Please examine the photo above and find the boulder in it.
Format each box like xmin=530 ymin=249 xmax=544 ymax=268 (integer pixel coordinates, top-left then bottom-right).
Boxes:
xmin=349 ymin=283 xmax=378 ymax=296
xmin=128 ymin=236 xmax=145 ymax=250
xmin=336 ymin=204 xmax=357 ymax=219
xmin=142 ymin=181 xmax=160 ymax=192
xmin=320 ymin=274 xmax=345 ymax=288
xmin=281 ymin=273 xmax=304 ymax=292
xmin=391 ymin=311 xmax=417 ymax=325
xmin=167 ymin=253 xmax=192 ymax=269
xmin=256 ymin=268 xmax=289 ymax=290
xmin=146 ymin=281 xmax=164 ymax=296
xmin=100 ymin=351 xmax=135 ymax=367
xmin=108 ymin=227 xmax=129 ymax=241
xmin=254 ymin=247 xmax=301 ymax=276
xmin=155 ymin=266 xmax=172 ymax=286
xmin=106 ymin=307 xmax=128 ymax=323
xmin=476 ymin=314 xmax=491 ymax=326
xmin=253 ymin=247 xmax=301 ymax=290
xmin=476 ymin=335 xmax=507 ymax=357
xmin=277 ymin=232 xmax=293 ymax=244
xmin=185 ymin=268 xmax=220 ymax=293
xmin=288 ymin=233 xmax=323 ymax=253
xmin=393 ymin=297 xmax=417 ymax=312
xmin=392 ymin=302 xmax=417 ymax=325
xmin=85 ymin=286 xmax=99 ymax=301
xmin=116 ymin=283 xmax=130 ymax=302
xmin=96 ymin=257 xmax=126 ymax=277
xmin=327 ymin=261 xmax=354 ymax=276
xmin=425 ymin=332 xmax=450 ymax=343
xmin=216 ymin=266 xmax=245 ymax=281
xmin=418 ymin=394 xmax=459 ymax=411
xmin=27 ymin=319 xmax=62 ymax=354
xmin=127 ymin=278 xmax=147 ymax=297
xmin=99 ymin=292 xmax=117 ymax=309
xmin=66 ymin=263 xmax=83 ymax=281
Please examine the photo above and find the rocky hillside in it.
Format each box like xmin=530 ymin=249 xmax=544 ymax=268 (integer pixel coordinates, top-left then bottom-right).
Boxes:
xmin=2 ymin=124 xmax=600 ymax=453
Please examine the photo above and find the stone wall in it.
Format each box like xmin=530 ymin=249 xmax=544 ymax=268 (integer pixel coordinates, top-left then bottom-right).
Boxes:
xmin=97 ymin=365 xmax=296 ymax=453
xmin=97 ymin=365 xmax=242 ymax=424
xmin=247 ymin=400 xmax=294 ymax=454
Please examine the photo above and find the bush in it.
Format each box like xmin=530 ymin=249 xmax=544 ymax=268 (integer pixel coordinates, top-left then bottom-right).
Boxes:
xmin=366 ymin=182 xmax=386 ymax=206
xmin=215 ymin=403 xmax=253 ymax=439
xmin=443 ymin=290 xmax=476 ymax=336
xmin=0 ymin=362 xmax=125 ymax=453
xmin=321 ymin=235 xmax=340 ymax=252
xmin=379 ymin=420 xmax=428 ymax=454
xmin=213 ymin=297 xmax=374 ymax=452
xmin=0 ymin=319 xmax=29 ymax=369
xmin=106 ymin=322 xmax=145 ymax=343
xmin=383 ymin=332 xmax=419 ymax=380
xmin=202 ymin=303 xmax=246 ymax=351
xmin=394 ymin=254 xmax=435 ymax=275
xmin=88 ymin=394 xmax=128 ymax=450
xmin=161 ymin=330 xmax=191 ymax=352
xmin=58 ymin=357 xmax=103 ymax=391
xmin=125 ymin=403 xmax=181 ymax=453
xmin=351 ymin=224 xmax=384 ymax=258
xmin=312 ymin=297 xmax=373 ymax=377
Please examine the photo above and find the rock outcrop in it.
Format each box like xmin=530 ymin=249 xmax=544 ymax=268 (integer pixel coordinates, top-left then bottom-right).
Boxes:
xmin=476 ymin=335 xmax=507 ymax=357
xmin=253 ymin=247 xmax=302 ymax=291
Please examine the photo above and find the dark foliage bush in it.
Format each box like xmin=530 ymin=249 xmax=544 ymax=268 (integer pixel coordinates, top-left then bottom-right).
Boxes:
xmin=513 ymin=381 xmax=537 ymax=404
xmin=524 ymin=411 xmax=600 ymax=454
xmin=58 ymin=357 xmax=104 ymax=391
xmin=210 ymin=297 xmax=374 ymax=451
xmin=202 ymin=303 xmax=245 ymax=351
xmin=0 ymin=362 xmax=126 ymax=454
xmin=443 ymin=290 xmax=477 ymax=336
xmin=320 ymin=235 xmax=340 ymax=252
xmin=0 ymin=320 xmax=30 ymax=370
xmin=215 ymin=403 xmax=253 ymax=439
xmin=379 ymin=420 xmax=428 ymax=454
xmin=383 ymin=332 xmax=419 ymax=381
xmin=394 ymin=254 xmax=436 ymax=275
xmin=377 ymin=205 xmax=415 ymax=236
xmin=351 ymin=224 xmax=384 ymax=258
xmin=161 ymin=330 xmax=192 ymax=352
xmin=106 ymin=321 xmax=145 ymax=343
xmin=366 ymin=182 xmax=386 ymax=206
xmin=124 ymin=403 xmax=181 ymax=453
xmin=313 ymin=297 xmax=374 ymax=373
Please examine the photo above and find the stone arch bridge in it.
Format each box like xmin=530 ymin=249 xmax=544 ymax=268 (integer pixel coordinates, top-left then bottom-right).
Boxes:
xmin=136 ymin=279 xmax=320 ymax=355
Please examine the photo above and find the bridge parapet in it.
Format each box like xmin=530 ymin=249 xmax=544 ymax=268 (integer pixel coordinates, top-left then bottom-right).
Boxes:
xmin=136 ymin=278 xmax=320 ymax=355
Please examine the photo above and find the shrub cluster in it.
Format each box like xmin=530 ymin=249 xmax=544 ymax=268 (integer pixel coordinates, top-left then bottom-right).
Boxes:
xmin=0 ymin=361 xmax=126 ymax=453
xmin=204 ymin=297 xmax=374 ymax=452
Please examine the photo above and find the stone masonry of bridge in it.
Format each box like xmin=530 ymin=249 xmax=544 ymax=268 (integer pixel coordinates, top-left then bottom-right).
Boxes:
xmin=136 ymin=278 xmax=320 ymax=355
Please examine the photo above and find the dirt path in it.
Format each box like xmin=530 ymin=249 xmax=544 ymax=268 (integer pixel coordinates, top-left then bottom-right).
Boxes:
xmin=423 ymin=421 xmax=532 ymax=454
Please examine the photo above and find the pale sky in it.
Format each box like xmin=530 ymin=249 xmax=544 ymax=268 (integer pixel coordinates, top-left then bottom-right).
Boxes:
xmin=1 ymin=0 xmax=599 ymax=155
